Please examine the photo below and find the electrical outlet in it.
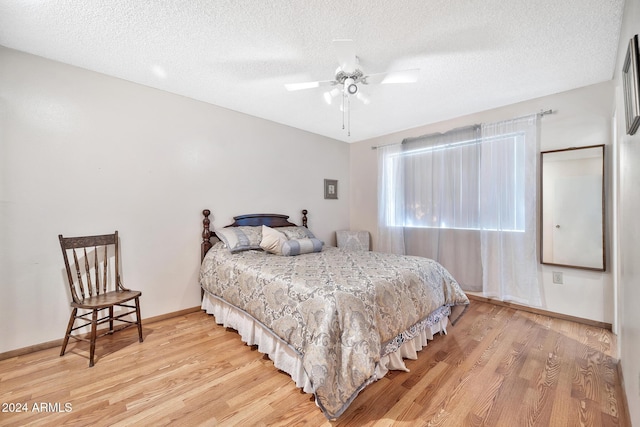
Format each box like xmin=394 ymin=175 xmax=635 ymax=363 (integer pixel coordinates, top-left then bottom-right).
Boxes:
xmin=552 ymin=272 xmax=563 ymax=284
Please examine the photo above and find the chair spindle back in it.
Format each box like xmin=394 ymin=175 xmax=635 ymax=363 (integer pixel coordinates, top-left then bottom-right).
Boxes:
xmin=59 ymin=232 xmax=120 ymax=303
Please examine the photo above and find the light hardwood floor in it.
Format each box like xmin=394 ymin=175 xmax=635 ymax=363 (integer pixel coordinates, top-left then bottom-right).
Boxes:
xmin=0 ymin=300 xmax=629 ymax=426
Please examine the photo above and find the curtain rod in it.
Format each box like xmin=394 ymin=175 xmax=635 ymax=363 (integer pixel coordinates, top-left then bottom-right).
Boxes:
xmin=370 ymin=109 xmax=554 ymax=150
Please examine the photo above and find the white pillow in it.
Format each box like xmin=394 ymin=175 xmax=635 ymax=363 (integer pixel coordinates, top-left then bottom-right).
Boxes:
xmin=259 ymin=225 xmax=288 ymax=255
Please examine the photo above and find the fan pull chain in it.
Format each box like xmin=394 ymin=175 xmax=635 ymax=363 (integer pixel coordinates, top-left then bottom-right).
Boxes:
xmin=347 ymin=96 xmax=351 ymax=137
xmin=342 ymin=94 xmax=345 ymax=130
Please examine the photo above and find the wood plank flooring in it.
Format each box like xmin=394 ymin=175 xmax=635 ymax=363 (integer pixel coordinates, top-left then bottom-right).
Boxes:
xmin=0 ymin=300 xmax=629 ymax=426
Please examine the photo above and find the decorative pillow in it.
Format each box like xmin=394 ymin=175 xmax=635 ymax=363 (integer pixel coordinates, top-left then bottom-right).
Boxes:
xmin=281 ymin=238 xmax=323 ymax=256
xmin=216 ymin=226 xmax=262 ymax=252
xmin=259 ymin=225 xmax=288 ymax=255
xmin=279 ymin=226 xmax=316 ymax=240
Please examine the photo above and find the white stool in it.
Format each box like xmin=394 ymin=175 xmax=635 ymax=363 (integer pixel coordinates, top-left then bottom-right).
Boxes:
xmin=336 ymin=230 xmax=370 ymax=251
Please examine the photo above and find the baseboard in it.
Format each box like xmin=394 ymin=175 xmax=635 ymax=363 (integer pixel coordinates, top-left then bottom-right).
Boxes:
xmin=0 ymin=306 xmax=202 ymax=361
xmin=467 ymin=294 xmax=612 ymax=331
xmin=616 ymin=360 xmax=632 ymax=426
xmin=0 ymin=338 xmax=65 ymax=361
xmin=143 ymin=306 xmax=201 ymax=324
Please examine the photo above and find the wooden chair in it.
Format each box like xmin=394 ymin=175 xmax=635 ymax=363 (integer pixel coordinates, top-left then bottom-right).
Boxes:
xmin=59 ymin=231 xmax=143 ymax=367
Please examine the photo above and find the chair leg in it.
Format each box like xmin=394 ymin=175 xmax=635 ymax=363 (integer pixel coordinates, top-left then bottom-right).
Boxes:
xmin=109 ymin=306 xmax=114 ymax=333
xmin=89 ymin=309 xmax=98 ymax=367
xmin=135 ymin=297 xmax=143 ymax=343
xmin=60 ymin=308 xmax=77 ymax=357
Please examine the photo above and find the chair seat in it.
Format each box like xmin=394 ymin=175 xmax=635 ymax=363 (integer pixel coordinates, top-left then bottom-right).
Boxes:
xmin=71 ymin=290 xmax=141 ymax=309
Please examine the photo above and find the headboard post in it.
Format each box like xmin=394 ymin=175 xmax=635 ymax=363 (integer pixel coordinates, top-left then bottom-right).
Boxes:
xmin=201 ymin=209 xmax=212 ymax=262
xmin=302 ymin=209 xmax=308 ymax=228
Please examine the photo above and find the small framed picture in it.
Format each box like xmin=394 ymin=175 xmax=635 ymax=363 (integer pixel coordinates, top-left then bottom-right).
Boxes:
xmin=324 ymin=179 xmax=338 ymax=199
xmin=623 ymin=34 xmax=640 ymax=135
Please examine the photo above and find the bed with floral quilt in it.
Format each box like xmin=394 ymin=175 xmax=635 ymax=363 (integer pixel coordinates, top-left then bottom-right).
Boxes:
xmin=199 ymin=209 xmax=469 ymax=419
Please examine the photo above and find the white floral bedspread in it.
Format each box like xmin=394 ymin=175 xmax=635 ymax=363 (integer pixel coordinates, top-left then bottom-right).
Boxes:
xmin=200 ymin=243 xmax=469 ymax=419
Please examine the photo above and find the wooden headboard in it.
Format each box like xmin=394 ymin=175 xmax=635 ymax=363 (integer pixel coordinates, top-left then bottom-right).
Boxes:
xmin=201 ymin=209 xmax=308 ymax=262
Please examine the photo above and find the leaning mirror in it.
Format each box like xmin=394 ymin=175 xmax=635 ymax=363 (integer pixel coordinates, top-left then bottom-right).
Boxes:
xmin=540 ymin=145 xmax=605 ymax=271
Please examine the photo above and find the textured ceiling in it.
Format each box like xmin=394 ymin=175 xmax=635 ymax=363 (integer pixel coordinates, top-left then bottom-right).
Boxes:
xmin=0 ymin=0 xmax=625 ymax=142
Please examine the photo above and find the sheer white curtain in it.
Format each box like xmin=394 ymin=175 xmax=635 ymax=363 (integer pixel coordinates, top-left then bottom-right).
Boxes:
xmin=377 ymin=115 xmax=542 ymax=306
xmin=400 ymin=126 xmax=484 ymax=291
xmin=480 ymin=115 xmax=542 ymax=306
xmin=377 ymin=143 xmax=405 ymax=254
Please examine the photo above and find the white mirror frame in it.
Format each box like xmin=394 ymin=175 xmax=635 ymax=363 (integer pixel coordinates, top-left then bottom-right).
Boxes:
xmin=540 ymin=145 xmax=605 ymax=271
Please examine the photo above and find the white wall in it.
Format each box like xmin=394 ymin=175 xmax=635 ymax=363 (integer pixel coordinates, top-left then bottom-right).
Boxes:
xmin=614 ymin=0 xmax=640 ymax=422
xmin=350 ymin=81 xmax=615 ymax=323
xmin=0 ymin=46 xmax=350 ymax=353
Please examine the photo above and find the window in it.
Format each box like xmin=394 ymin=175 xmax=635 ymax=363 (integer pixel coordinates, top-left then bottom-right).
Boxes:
xmin=378 ymin=115 xmax=541 ymax=306
xmin=383 ymin=132 xmax=527 ymax=232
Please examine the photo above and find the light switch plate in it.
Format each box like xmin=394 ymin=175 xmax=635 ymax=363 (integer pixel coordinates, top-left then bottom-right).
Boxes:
xmin=552 ymin=272 xmax=563 ymax=284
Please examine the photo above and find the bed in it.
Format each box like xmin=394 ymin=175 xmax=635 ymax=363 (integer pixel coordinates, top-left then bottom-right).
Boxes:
xmin=199 ymin=209 xmax=469 ymax=419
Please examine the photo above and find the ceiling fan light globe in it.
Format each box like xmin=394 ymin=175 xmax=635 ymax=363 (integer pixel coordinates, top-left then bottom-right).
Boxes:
xmin=324 ymin=88 xmax=341 ymax=105
xmin=347 ymin=83 xmax=358 ymax=95
xmin=356 ymin=92 xmax=370 ymax=104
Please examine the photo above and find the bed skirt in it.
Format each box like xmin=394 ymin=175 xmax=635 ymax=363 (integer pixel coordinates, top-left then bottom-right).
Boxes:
xmin=201 ymin=292 xmax=449 ymax=397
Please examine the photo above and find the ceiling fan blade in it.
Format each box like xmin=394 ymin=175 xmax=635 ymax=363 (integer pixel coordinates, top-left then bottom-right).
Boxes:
xmin=284 ymin=79 xmax=336 ymax=91
xmin=333 ymin=39 xmax=358 ymax=73
xmin=362 ymin=68 xmax=420 ymax=85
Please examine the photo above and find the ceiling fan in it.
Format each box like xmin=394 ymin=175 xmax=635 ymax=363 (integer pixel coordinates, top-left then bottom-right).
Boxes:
xmin=284 ymin=39 xmax=420 ymax=136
